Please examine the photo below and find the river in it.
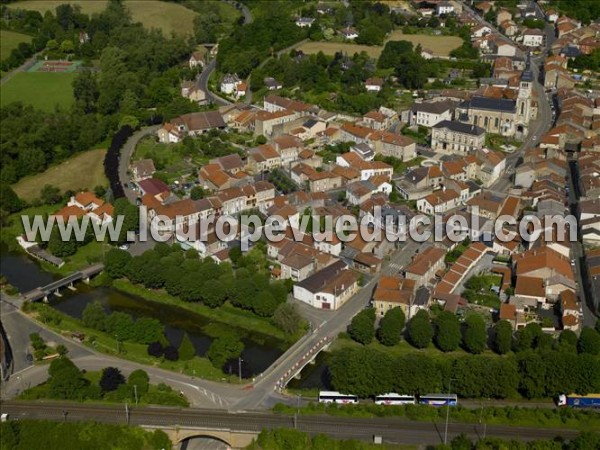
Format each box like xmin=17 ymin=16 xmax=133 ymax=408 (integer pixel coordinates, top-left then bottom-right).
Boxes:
xmin=0 ymin=246 xmax=286 ymax=378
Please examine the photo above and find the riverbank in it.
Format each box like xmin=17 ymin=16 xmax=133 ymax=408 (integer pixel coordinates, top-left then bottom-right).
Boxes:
xmin=23 ymin=301 xmax=239 ymax=383
xmin=273 ymin=402 xmax=600 ymax=431
xmin=112 ymin=279 xmax=302 ymax=343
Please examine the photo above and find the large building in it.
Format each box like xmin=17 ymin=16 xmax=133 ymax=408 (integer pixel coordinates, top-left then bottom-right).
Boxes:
xmin=455 ymin=62 xmax=535 ymax=138
xmin=431 ymin=120 xmax=486 ymax=154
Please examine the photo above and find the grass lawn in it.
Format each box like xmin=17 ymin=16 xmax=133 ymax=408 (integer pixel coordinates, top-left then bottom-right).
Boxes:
xmin=0 ymin=72 xmax=76 ymax=111
xmin=0 ymin=204 xmax=60 ymax=250
xmin=8 ymin=0 xmax=201 ymax=36
xmin=1 ymin=30 xmax=32 ymax=60
xmin=12 ymin=149 xmax=107 ymax=202
xmin=25 ymin=302 xmax=237 ymax=383
xmin=295 ymin=30 xmax=461 ymax=59
xmin=20 ymin=369 xmax=189 ymax=407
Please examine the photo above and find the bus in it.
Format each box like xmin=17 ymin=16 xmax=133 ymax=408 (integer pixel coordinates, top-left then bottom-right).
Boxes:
xmin=375 ymin=393 xmax=416 ymax=405
xmin=558 ymin=394 xmax=600 ymax=408
xmin=419 ymin=394 xmax=458 ymax=407
xmin=318 ymin=391 xmax=358 ymax=405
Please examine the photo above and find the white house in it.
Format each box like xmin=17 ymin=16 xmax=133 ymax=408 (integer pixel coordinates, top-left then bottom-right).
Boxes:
xmin=436 ymin=2 xmax=454 ymax=15
xmin=340 ymin=27 xmax=359 ymax=40
xmin=364 ymin=77 xmax=383 ymax=92
xmin=293 ymin=261 xmax=359 ymax=310
xmin=295 ymin=17 xmax=315 ymax=27
xmin=522 ymin=29 xmax=545 ymax=47
xmin=495 ymin=41 xmax=517 ymax=57
xmin=546 ymin=9 xmax=559 ymax=23
xmin=471 ymin=24 xmax=492 ymax=38
xmin=221 ymin=74 xmax=241 ymax=95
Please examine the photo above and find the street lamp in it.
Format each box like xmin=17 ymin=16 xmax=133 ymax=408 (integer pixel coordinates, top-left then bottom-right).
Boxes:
xmin=444 ymin=378 xmax=456 ymax=445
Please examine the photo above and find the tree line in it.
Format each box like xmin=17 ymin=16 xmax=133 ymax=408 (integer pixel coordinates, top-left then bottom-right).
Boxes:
xmin=105 ymin=244 xmax=302 ymax=332
xmin=328 ymin=345 xmax=600 ymax=400
xmin=247 ymin=428 xmax=600 ymax=450
xmin=348 ymin=307 xmax=600 ymax=357
xmin=1 ymin=1 xmax=198 ymax=186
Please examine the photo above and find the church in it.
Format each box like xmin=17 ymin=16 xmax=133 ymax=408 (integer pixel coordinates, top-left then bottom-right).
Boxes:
xmin=455 ymin=57 xmax=537 ymax=139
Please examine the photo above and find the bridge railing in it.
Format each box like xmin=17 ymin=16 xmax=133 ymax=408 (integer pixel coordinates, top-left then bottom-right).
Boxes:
xmin=275 ymin=335 xmax=332 ymax=391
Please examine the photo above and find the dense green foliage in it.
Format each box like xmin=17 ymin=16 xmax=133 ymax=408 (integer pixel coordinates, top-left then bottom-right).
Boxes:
xmin=348 ymin=308 xmax=376 ymax=345
xmin=328 ymin=346 xmax=600 ymax=399
xmin=552 ymin=0 xmax=600 ymax=24
xmin=461 ymin=314 xmax=487 ymax=354
xmin=1 ymin=420 xmax=171 ymax=450
xmin=1 ymin=1 xmax=196 ymax=185
xmin=433 ymin=311 xmax=461 ymax=352
xmin=206 ymin=332 xmax=244 ymax=369
xmin=105 ymin=245 xmax=289 ymax=320
xmin=377 ymin=307 xmax=405 ymax=347
xmin=178 ymin=332 xmax=196 ymax=361
xmin=82 ymin=300 xmax=164 ymax=345
xmin=21 ymin=357 xmax=188 ymax=407
xmin=406 ymin=309 xmax=433 ymax=349
xmin=251 ymin=427 xmax=600 ymax=450
xmin=493 ymin=320 xmax=513 ymax=355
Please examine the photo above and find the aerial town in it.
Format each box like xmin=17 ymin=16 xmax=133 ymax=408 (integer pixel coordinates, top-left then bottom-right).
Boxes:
xmin=0 ymin=0 xmax=599 ymax=449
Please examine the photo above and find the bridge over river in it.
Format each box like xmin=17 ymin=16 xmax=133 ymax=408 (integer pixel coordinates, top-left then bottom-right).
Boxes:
xmin=21 ymin=263 xmax=104 ymax=302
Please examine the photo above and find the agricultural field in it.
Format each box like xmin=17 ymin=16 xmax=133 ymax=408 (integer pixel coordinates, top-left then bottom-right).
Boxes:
xmin=7 ymin=0 xmax=201 ymax=36
xmin=296 ymin=30 xmax=462 ymax=59
xmin=12 ymin=149 xmax=107 ymax=201
xmin=0 ymin=30 xmax=32 ymax=60
xmin=0 ymin=71 xmax=76 ymax=111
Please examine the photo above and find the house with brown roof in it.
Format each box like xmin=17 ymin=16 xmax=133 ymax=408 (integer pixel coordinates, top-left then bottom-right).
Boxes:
xmin=498 ymin=303 xmax=526 ymax=329
xmin=54 ymin=191 xmax=114 ymax=226
xmin=247 ymin=144 xmax=282 ymax=173
xmin=372 ymin=276 xmax=421 ymax=317
xmin=130 ymin=159 xmax=156 ymax=182
xmin=158 ymin=111 xmax=226 ymax=143
xmin=417 ymin=187 xmax=461 ymax=214
xmin=403 ymin=245 xmax=446 ymax=287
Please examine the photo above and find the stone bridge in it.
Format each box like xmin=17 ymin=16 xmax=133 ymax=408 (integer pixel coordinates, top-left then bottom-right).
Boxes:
xmin=143 ymin=426 xmax=258 ymax=449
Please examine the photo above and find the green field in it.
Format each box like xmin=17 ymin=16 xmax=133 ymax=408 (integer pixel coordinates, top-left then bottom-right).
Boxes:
xmin=0 ymin=71 xmax=76 ymax=111
xmin=0 ymin=30 xmax=32 ymax=60
xmin=8 ymin=0 xmax=203 ymax=36
xmin=296 ymin=30 xmax=462 ymax=59
xmin=12 ymin=149 xmax=108 ymax=201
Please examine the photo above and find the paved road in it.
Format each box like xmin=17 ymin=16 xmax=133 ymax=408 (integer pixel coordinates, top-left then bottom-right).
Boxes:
xmin=1 ymin=401 xmax=581 ymax=445
xmin=118 ymin=125 xmax=161 ymax=204
xmin=235 ymin=239 xmax=422 ymax=410
xmin=197 ymin=0 xmax=254 ymax=106
xmin=0 ymin=302 xmax=246 ymax=409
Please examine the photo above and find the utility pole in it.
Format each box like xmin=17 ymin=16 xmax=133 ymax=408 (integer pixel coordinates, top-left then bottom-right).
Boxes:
xmin=444 ymin=378 xmax=454 ymax=445
xmin=125 ymin=401 xmax=130 ymax=425
xmin=238 ymin=357 xmax=243 ymax=381
xmin=133 ymin=384 xmax=138 ymax=405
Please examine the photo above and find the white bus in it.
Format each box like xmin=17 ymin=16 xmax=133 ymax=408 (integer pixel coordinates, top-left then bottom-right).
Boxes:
xmin=419 ymin=394 xmax=458 ymax=407
xmin=375 ymin=393 xmax=416 ymax=405
xmin=318 ymin=391 xmax=358 ymax=404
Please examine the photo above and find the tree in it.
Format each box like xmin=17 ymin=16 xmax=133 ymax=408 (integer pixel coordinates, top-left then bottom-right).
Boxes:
xmin=462 ymin=314 xmax=487 ymax=354
xmin=128 ymin=369 xmax=149 ymax=395
xmin=377 ymin=307 xmax=406 ymax=346
xmin=113 ymin=198 xmax=139 ymax=244
xmin=252 ymin=290 xmax=280 ymax=317
xmin=105 ymin=248 xmax=132 ymax=279
xmin=82 ymin=300 xmax=107 ymax=331
xmin=178 ymin=332 xmax=196 ymax=361
xmin=73 ymin=69 xmax=99 ymax=113
xmin=100 ymin=367 xmax=126 ymax=392
xmin=207 ymin=333 xmax=244 ymax=369
xmin=514 ymin=322 xmax=542 ymax=352
xmin=0 ymin=185 xmax=23 ymax=213
xmin=273 ymin=302 xmax=302 ymax=335
xmin=40 ymin=184 xmax=62 ymax=204
xmin=48 ymin=357 xmax=87 ymax=400
xmin=190 ymin=186 xmax=207 ymax=200
xmin=147 ymin=341 xmax=164 ymax=357
xmin=493 ymin=320 xmax=513 ymax=355
xmin=56 ymin=344 xmax=68 ymax=356
xmin=406 ymin=310 xmax=433 ymax=349
xmin=558 ymin=329 xmax=578 ymax=352
xmin=517 ymin=351 xmax=546 ymax=399
xmin=348 ymin=308 xmax=376 ymax=345
xmin=163 ymin=345 xmax=179 ymax=361
xmin=578 ymin=327 xmax=600 ymax=355
xmin=201 ymin=279 xmax=227 ymax=308
xmin=434 ymin=311 xmax=461 ymax=352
